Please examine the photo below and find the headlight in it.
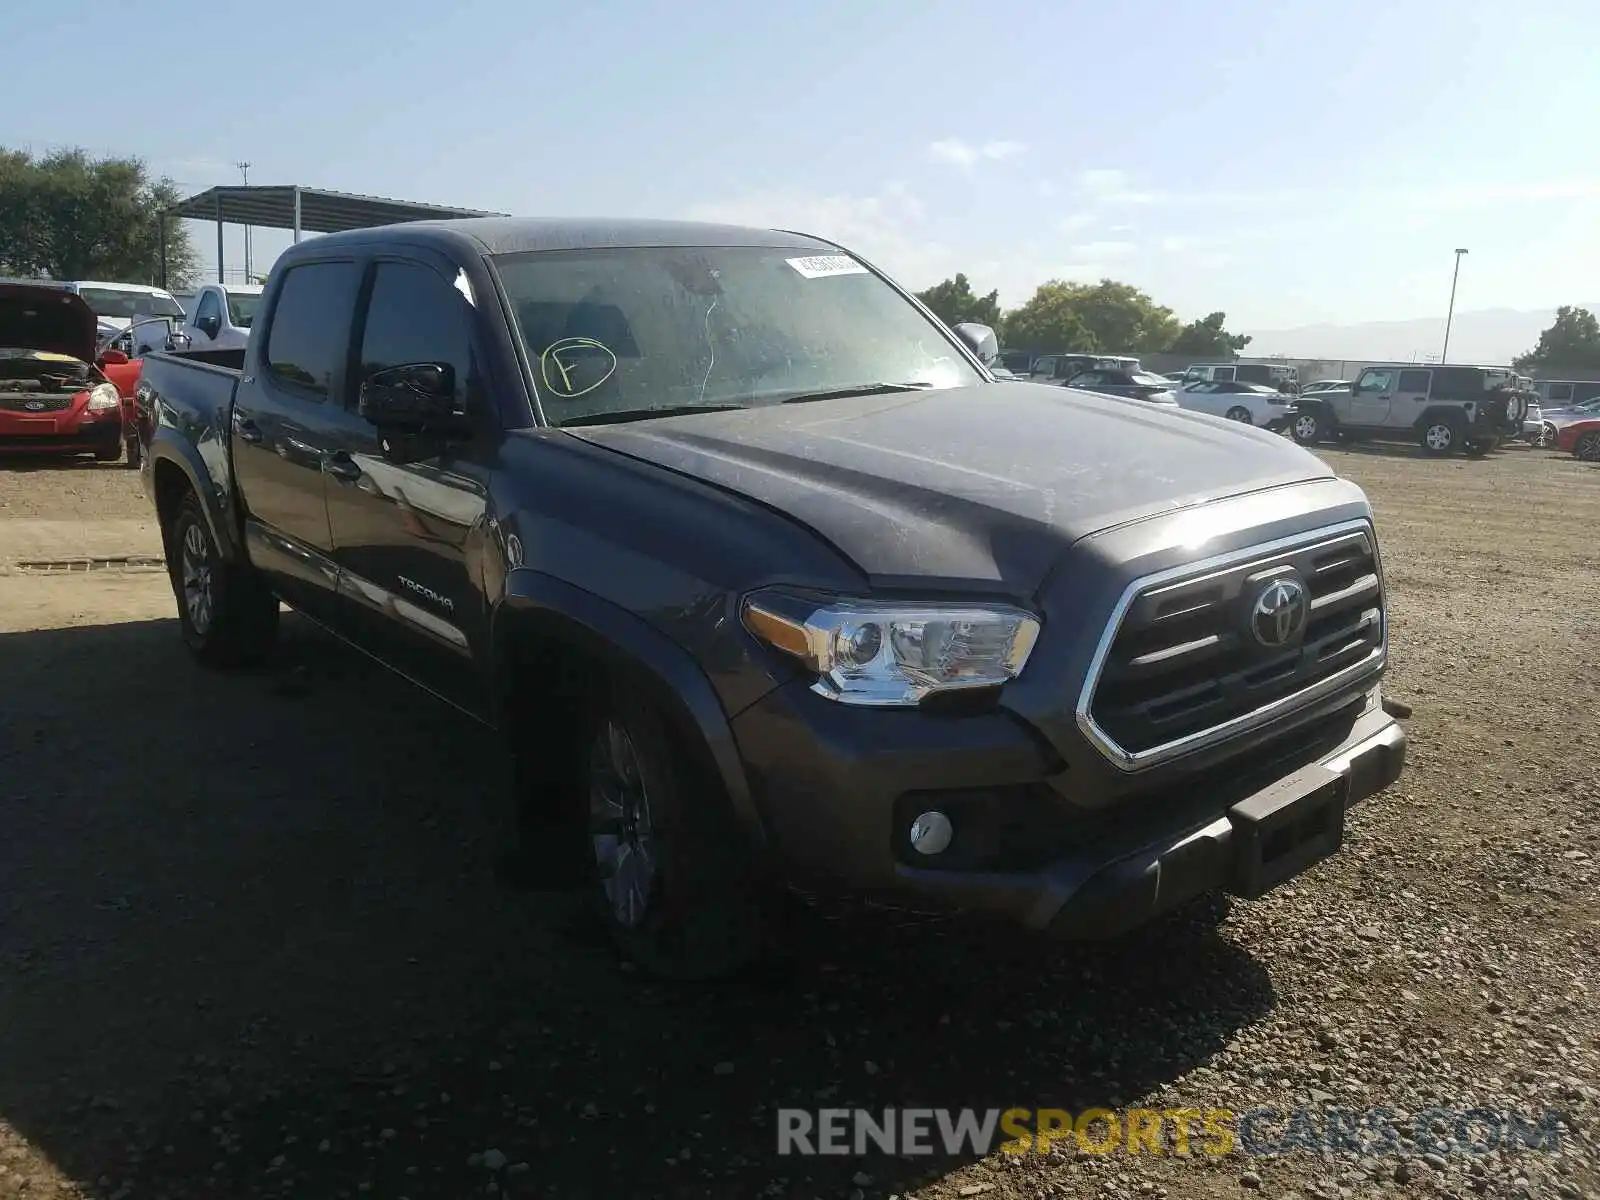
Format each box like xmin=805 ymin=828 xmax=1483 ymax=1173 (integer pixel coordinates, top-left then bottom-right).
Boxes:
xmin=742 ymin=592 xmax=1041 ymax=706
xmin=86 ymin=383 xmax=121 ymax=412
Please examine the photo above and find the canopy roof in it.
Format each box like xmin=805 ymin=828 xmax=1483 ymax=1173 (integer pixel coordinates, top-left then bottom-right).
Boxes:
xmin=167 ymin=185 xmax=507 ymax=234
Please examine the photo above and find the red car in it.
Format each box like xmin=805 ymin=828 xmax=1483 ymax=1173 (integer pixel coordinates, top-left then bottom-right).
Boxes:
xmin=0 ymin=282 xmax=140 ymax=465
xmin=1554 ymin=416 xmax=1600 ymax=462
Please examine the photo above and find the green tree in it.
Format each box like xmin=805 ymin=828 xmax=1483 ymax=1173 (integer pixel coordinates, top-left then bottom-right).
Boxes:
xmin=1168 ymin=311 xmax=1252 ymax=357
xmin=1513 ymin=306 xmax=1600 ymax=372
xmin=915 ymin=273 xmax=1003 ymax=330
xmin=1000 ymin=281 xmax=1099 ymax=352
xmin=0 ymin=147 xmax=199 ymax=287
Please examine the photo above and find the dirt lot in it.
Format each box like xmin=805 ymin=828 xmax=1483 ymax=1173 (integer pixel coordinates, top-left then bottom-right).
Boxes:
xmin=1 ymin=446 xmax=1596 ymax=1200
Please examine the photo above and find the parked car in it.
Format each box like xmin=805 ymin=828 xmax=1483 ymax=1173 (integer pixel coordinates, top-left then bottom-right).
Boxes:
xmin=137 ymin=216 xmax=1406 ymax=979
xmin=1064 ymin=368 xmax=1179 ymax=405
xmin=1177 ymin=379 xmax=1296 ymax=429
xmin=1290 ymin=363 xmax=1527 ymax=457
xmin=1180 ymin=361 xmax=1301 ymax=392
xmin=59 ymin=281 xmax=186 ymax=346
xmin=1027 ymin=352 xmax=1142 ymax=384
xmin=1302 ymin=379 xmax=1352 ymax=393
xmin=1553 ymin=416 xmax=1600 ymax=461
xmin=177 ymin=282 xmax=263 ymax=352
xmin=1533 ymin=379 xmax=1600 ymax=409
xmin=1536 ymin=395 xmax=1600 ymax=446
xmin=0 ymin=282 xmax=137 ymax=463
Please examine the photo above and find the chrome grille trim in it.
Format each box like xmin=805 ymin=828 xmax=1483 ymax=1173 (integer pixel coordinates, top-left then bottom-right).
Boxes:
xmin=1075 ymin=518 xmax=1387 ymax=773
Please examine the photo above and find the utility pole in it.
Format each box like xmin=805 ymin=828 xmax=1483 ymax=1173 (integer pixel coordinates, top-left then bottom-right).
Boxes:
xmin=1441 ymin=248 xmax=1468 ymax=364
xmin=236 ymin=161 xmax=253 ymax=282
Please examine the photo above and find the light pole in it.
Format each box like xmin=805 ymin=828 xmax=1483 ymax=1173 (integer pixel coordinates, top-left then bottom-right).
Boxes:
xmin=236 ymin=161 xmax=253 ymax=282
xmin=1441 ymin=248 xmax=1468 ymax=364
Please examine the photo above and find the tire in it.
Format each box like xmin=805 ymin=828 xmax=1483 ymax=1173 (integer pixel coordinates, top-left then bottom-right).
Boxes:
xmin=584 ymin=687 xmax=764 ymax=981
xmin=1291 ymin=410 xmax=1325 ymax=445
xmin=1576 ymin=431 xmax=1600 ymax=462
xmin=124 ymin=432 xmax=142 ymax=469
xmin=1419 ymin=418 xmax=1463 ymax=457
xmin=164 ymin=491 xmax=279 ymax=668
xmin=1224 ymin=406 xmax=1253 ymax=424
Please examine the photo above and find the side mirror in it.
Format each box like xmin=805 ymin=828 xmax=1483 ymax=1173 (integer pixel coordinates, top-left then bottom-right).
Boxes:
xmin=165 ymin=331 xmax=193 ymax=353
xmin=358 ymin=362 xmax=471 ymax=436
xmin=99 ymin=348 xmax=130 ymax=366
xmin=198 ymin=315 xmax=221 ymax=338
xmin=951 ymin=322 xmax=1000 ymax=366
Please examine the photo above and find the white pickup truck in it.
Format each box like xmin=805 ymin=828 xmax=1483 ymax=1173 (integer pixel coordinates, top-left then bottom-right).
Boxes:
xmin=174 ymin=282 xmax=264 ymax=352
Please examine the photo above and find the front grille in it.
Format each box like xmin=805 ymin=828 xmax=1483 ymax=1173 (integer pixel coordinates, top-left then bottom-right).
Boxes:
xmin=0 ymin=394 xmax=73 ymax=413
xmin=1079 ymin=522 xmax=1385 ymax=770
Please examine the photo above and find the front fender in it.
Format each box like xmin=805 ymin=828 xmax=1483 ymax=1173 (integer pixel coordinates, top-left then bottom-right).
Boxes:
xmin=144 ymin=426 xmax=241 ymax=563
xmin=491 ymin=568 xmax=767 ymax=852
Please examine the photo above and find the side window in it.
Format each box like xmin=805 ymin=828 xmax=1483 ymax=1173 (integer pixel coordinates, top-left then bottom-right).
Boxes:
xmin=356 ymin=261 xmax=476 ymax=415
xmin=1356 ymin=368 xmax=1395 ymax=393
xmin=1574 ymin=382 xmax=1600 ymax=403
xmin=1214 ymin=367 xmax=1235 ymax=381
xmin=1397 ymin=369 xmax=1431 ymax=393
xmin=194 ymin=291 xmax=221 ymax=326
xmin=263 ymin=262 xmax=362 ymax=399
xmin=1548 ymin=383 xmax=1574 ymax=403
xmin=1071 ymin=372 xmax=1102 ymax=385
xmin=1032 ymin=356 xmax=1055 ymax=375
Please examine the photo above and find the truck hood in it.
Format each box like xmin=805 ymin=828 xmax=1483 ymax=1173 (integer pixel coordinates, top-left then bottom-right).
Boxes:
xmin=0 ymin=283 xmax=98 ymax=362
xmin=566 ymin=382 xmax=1338 ymax=592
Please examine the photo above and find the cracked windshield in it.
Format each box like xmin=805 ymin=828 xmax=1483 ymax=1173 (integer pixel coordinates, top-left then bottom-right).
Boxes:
xmin=0 ymin=1 xmax=1595 ymax=1199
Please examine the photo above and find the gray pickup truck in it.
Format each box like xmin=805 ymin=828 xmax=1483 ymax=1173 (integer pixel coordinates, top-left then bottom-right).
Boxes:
xmin=135 ymin=217 xmax=1407 ymax=978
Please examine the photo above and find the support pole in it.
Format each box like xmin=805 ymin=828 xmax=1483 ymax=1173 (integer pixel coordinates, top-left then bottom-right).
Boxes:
xmin=215 ymin=191 xmax=225 ymax=283
xmin=293 ymin=185 xmax=303 ymax=244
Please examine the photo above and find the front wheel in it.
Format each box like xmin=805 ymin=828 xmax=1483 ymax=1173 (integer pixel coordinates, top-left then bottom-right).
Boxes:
xmin=1291 ymin=410 xmax=1325 ymax=445
xmin=1575 ymin=431 xmax=1600 ymax=462
xmin=165 ymin=491 xmax=279 ymax=668
xmin=1224 ymin=406 xmax=1253 ymax=424
xmin=586 ymin=690 xmax=764 ymax=980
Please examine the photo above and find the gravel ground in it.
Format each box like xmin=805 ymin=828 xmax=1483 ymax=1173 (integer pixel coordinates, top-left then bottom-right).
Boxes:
xmin=0 ymin=445 xmax=1596 ymax=1200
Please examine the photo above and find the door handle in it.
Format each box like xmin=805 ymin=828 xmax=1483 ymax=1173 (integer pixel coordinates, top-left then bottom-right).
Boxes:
xmin=321 ymin=451 xmax=362 ymax=482
xmin=234 ymin=415 xmax=263 ymax=443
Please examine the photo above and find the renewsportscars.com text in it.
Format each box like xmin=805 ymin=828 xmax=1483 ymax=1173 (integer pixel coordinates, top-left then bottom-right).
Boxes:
xmin=776 ymin=1106 xmax=1568 ymax=1158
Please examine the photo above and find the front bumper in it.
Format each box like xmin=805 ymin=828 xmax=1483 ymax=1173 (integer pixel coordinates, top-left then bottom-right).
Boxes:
xmin=731 ymin=682 xmax=1405 ymax=937
xmin=0 ymin=406 xmax=123 ymax=454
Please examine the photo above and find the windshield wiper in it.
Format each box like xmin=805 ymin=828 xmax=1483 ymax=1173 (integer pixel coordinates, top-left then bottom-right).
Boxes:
xmin=777 ymin=382 xmax=934 ymax=405
xmin=558 ymin=404 xmax=744 ymax=427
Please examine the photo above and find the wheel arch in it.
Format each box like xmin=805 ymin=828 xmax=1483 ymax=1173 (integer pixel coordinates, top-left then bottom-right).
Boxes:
xmin=146 ymin=431 xmax=241 ymax=563
xmin=1413 ymin=404 xmax=1469 ymax=433
xmin=490 ymin=569 xmax=769 ymax=854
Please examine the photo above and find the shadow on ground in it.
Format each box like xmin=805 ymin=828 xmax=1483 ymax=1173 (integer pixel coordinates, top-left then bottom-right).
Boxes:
xmin=0 ymin=615 xmax=1275 ymax=1199
xmin=0 ymin=454 xmax=120 ymax=472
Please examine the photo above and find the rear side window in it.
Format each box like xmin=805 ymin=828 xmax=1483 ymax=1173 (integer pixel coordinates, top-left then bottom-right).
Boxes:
xmin=1397 ymin=369 xmax=1432 ymax=393
xmin=1547 ymin=383 xmax=1574 ymax=403
xmin=263 ymin=261 xmax=362 ymax=398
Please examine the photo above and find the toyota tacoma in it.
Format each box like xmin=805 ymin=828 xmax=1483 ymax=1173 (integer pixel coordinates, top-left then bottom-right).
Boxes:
xmin=137 ymin=218 xmax=1407 ymax=978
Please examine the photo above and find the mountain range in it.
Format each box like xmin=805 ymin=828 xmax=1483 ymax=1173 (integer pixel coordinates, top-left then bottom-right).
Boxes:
xmin=1241 ymin=305 xmax=1598 ymax=366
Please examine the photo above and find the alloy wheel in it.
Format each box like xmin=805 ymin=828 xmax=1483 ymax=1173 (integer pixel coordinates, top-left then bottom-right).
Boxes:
xmin=589 ymin=720 xmax=659 ymax=929
xmin=1577 ymin=432 xmax=1600 ymax=462
xmin=180 ymin=521 xmax=215 ymax=634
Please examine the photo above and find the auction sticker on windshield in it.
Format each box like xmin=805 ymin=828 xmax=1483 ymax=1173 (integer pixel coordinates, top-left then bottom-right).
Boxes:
xmin=786 ymin=254 xmax=869 ymax=279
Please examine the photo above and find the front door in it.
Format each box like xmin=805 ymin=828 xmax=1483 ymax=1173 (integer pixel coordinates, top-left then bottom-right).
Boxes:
xmin=228 ymin=258 xmax=364 ymax=618
xmin=322 ymin=256 xmax=496 ymax=715
xmin=1348 ymin=367 xmax=1398 ymax=426
xmin=1390 ymin=368 xmax=1433 ymax=429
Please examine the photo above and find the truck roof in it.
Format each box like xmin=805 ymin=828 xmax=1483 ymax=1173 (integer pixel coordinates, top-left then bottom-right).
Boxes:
xmin=287 ymin=217 xmax=842 ymax=258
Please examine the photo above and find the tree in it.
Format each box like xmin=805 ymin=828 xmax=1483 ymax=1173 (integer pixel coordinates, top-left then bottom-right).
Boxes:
xmin=0 ymin=146 xmax=199 ymax=287
xmin=1068 ymin=279 xmax=1181 ymax=353
xmin=1513 ymin=306 xmax=1600 ymax=372
xmin=1168 ymin=311 xmax=1252 ymax=357
xmin=1000 ymin=281 xmax=1099 ymax=353
xmin=915 ymin=273 xmax=1002 ymax=331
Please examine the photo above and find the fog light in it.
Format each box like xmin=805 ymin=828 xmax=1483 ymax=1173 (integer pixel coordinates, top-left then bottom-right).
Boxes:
xmin=908 ymin=811 xmax=953 ymax=856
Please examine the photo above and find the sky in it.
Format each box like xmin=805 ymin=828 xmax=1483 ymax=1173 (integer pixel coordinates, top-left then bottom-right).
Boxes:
xmin=5 ymin=0 xmax=1599 ymax=348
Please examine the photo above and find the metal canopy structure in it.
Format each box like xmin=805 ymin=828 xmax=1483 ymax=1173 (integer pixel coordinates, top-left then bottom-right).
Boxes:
xmin=162 ymin=184 xmax=509 ymax=285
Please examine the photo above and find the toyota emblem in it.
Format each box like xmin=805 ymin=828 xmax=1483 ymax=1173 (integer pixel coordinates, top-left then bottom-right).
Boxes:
xmin=1250 ymin=576 xmax=1309 ymax=648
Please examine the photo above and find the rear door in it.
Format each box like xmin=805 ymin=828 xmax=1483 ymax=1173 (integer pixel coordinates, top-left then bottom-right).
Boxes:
xmin=1390 ymin=367 xmax=1432 ymax=428
xmin=229 ymin=258 xmax=364 ymax=618
xmin=321 ymin=253 xmax=497 ymax=714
